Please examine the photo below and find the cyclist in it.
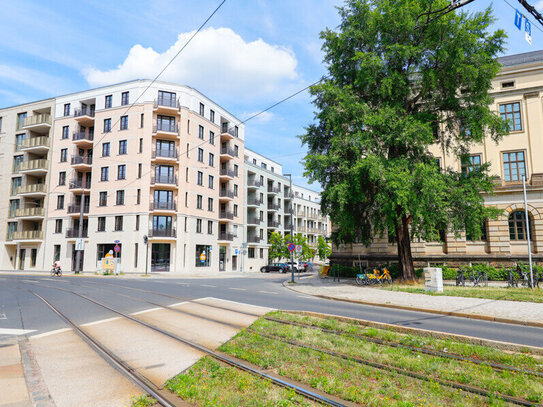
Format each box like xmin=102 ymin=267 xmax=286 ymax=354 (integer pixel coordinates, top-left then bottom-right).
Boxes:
xmin=53 ymin=259 xmax=62 ymax=275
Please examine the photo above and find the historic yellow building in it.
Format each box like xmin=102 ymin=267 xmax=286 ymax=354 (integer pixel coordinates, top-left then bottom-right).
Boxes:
xmin=332 ymin=50 xmax=543 ymax=268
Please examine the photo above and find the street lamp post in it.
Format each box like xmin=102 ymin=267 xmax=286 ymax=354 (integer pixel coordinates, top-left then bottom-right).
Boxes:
xmin=522 ymin=174 xmax=534 ymax=289
xmin=284 ymin=174 xmax=295 ymax=283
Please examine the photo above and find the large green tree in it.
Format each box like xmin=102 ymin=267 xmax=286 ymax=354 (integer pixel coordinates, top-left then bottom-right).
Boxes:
xmin=302 ymin=0 xmax=508 ymax=280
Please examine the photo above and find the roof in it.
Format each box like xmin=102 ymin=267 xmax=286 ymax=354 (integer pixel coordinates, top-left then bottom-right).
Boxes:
xmin=499 ymin=50 xmax=543 ymax=67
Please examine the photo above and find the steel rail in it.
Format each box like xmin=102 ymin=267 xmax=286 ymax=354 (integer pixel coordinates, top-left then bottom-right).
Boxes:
xmin=31 ymin=291 xmax=181 ymax=407
xmin=265 ymin=316 xmax=543 ymax=378
xmin=249 ymin=329 xmax=542 ymax=407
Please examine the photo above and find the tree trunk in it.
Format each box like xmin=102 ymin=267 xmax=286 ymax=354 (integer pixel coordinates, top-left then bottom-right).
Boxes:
xmin=396 ymin=214 xmax=416 ymax=281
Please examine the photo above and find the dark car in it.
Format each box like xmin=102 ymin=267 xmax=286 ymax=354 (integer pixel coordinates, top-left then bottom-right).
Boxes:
xmin=261 ymin=263 xmax=289 ymax=273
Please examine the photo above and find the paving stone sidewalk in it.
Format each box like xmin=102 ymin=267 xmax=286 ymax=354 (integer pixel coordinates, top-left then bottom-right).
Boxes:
xmin=286 ymin=275 xmax=543 ymax=326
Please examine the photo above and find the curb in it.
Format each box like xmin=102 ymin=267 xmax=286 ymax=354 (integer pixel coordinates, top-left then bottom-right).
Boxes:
xmin=282 ymin=281 xmax=543 ymax=329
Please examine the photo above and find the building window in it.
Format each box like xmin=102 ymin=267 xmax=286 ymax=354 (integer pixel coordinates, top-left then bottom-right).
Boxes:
xmin=208 ymin=197 xmax=213 ymax=211
xmin=118 ymin=165 xmax=126 ymax=180
xmin=234 ymin=145 xmax=239 ymax=157
xmin=198 ymin=125 xmax=204 ymax=139
xmin=208 ymin=175 xmax=214 ymax=189
xmin=198 ymin=148 xmax=203 ymax=162
xmin=499 ymin=102 xmax=522 ymax=131
xmin=102 ymin=142 xmax=110 ymax=157
xmin=195 ymin=244 xmax=211 ymax=267
xmin=461 ymin=155 xmax=481 ymax=176
xmin=116 ymin=190 xmax=125 ymax=205
xmin=197 ymin=171 xmax=203 ymax=185
xmin=134 ymin=243 xmax=138 ymax=268
xmin=119 ymin=140 xmax=127 ymax=155
xmin=62 ymin=126 xmax=69 ymax=139
xmin=135 ymin=215 xmax=139 ymax=231
xmin=120 ymin=115 xmax=128 ymax=130
xmin=234 ymin=204 xmax=238 ymax=217
xmin=260 ymin=248 xmax=264 ymax=258
xmin=63 ymin=103 xmax=70 ymax=116
xmin=58 ymin=171 xmax=66 ymax=186
xmin=97 ymin=217 xmax=106 ymax=231
xmin=253 ymin=158 xmax=257 ymax=165
xmin=209 ymin=153 xmax=214 ymax=167
xmin=55 ymin=219 xmax=62 ymax=233
xmin=196 ymin=218 xmax=202 ymax=233
xmin=105 ymin=95 xmax=112 ymax=108
xmin=209 ymin=131 xmax=215 ymax=145
xmin=54 ymin=245 xmax=61 ymax=261
xmin=137 ymin=189 xmax=141 ymax=204
xmin=248 ymin=248 xmax=255 ymax=258
xmin=138 ymin=163 xmax=142 ymax=178
xmin=210 ymin=109 xmax=215 ymax=122
xmin=208 ymin=220 xmax=213 ymax=234
xmin=104 ymin=118 xmax=111 ymax=133
xmin=99 ymin=192 xmax=107 ymax=206
xmin=115 ymin=216 xmax=123 ymax=231
xmin=509 ymin=211 xmax=533 ymax=241
xmin=234 ymin=164 xmax=238 ymax=177
xmin=57 ymin=195 xmax=64 ymax=209
xmin=121 ymin=91 xmax=129 ymax=105
xmin=60 ymin=149 xmax=68 ymax=162
xmin=0 ymin=117 xmax=2 ymax=132
xmin=234 ymin=184 xmax=238 ymax=197
xmin=503 ymin=151 xmax=526 ymax=182
xmin=101 ymin=167 xmax=109 ymax=181
xmin=467 ymin=219 xmax=488 ymax=241
xmin=140 ymin=114 xmax=144 ymax=128
xmin=199 ymin=103 xmax=204 ymax=116
xmin=139 ymin=138 xmax=143 ymax=153
xmin=261 ymin=162 xmax=267 ymax=170
xmin=234 ymin=126 xmax=238 ymax=137
xmin=197 ymin=195 xmax=203 ymax=209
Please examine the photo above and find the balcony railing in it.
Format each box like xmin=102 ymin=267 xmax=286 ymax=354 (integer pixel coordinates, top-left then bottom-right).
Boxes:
xmin=74 ymin=107 xmax=95 ymax=118
xmin=150 ymin=201 xmax=176 ymax=211
xmin=247 ymin=198 xmax=262 ymax=206
xmin=7 ymin=230 xmax=43 ymax=241
xmin=219 ymin=189 xmax=234 ymax=199
xmin=69 ymin=179 xmax=91 ymax=189
xmin=284 ymin=205 xmax=293 ymax=213
xmin=152 ymin=149 xmax=178 ymax=159
xmin=267 ymin=202 xmax=281 ymax=210
xmin=297 ymin=210 xmax=306 ymax=217
xmin=67 ymin=204 xmax=90 ymax=214
xmin=14 ymin=207 xmax=45 ymax=218
xmin=154 ymin=98 xmax=180 ymax=109
xmin=149 ymin=228 xmax=176 ymax=238
xmin=247 ymin=218 xmax=261 ymax=225
xmin=151 ymin=174 xmax=178 ymax=185
xmin=268 ymin=220 xmax=280 ymax=228
xmin=247 ymin=236 xmax=261 ymax=243
xmin=219 ymin=211 xmax=234 ymax=220
xmin=221 ymin=123 xmax=238 ymax=137
xmin=220 ymin=167 xmax=235 ymax=178
xmin=297 ymin=226 xmax=307 ymax=233
xmin=18 ymin=159 xmax=48 ymax=172
xmin=71 ymin=156 xmax=92 ymax=165
xmin=284 ymin=223 xmax=294 ymax=230
xmin=16 ymin=136 xmax=50 ymax=151
xmin=218 ymin=232 xmax=234 ymax=241
xmin=284 ymin=190 xmax=292 ymax=199
xmin=73 ymin=132 xmax=94 ymax=142
xmin=308 ymin=213 xmax=318 ymax=220
xmin=153 ymin=123 xmax=179 ymax=134
xmin=66 ymin=228 xmax=88 ymax=238
xmin=19 ymin=114 xmax=51 ymax=129
xmin=247 ymin=179 xmax=262 ymax=188
xmin=220 ymin=146 xmax=237 ymax=157
xmin=17 ymin=184 xmax=47 ymax=195
xmin=267 ymin=186 xmax=280 ymax=194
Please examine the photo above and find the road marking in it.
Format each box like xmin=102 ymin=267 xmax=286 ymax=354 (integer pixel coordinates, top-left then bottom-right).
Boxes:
xmin=81 ymin=317 xmax=122 ymax=327
xmin=196 ymin=297 xmax=275 ymax=311
xmin=0 ymin=328 xmax=36 ymax=336
xmin=31 ymin=328 xmax=71 ymax=339
xmin=175 ymin=282 xmax=189 ymax=286
xmin=0 ymin=313 xmax=6 ymax=320
xmin=21 ymin=279 xmax=37 ymax=283
xmin=228 ymin=287 xmax=246 ymax=291
xmin=200 ymin=284 xmax=216 ymax=288
xmin=258 ymin=290 xmax=278 ymax=295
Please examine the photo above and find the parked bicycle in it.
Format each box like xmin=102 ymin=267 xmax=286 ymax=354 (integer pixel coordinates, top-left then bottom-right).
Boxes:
xmin=356 ymin=268 xmax=392 ymax=285
xmin=456 ymin=268 xmax=466 ymax=287
xmin=507 ymin=269 xmax=518 ymax=288
xmin=470 ymin=270 xmax=488 ymax=287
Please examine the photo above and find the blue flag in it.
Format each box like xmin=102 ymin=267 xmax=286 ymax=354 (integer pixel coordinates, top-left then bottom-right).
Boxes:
xmin=515 ymin=9 xmax=522 ymax=30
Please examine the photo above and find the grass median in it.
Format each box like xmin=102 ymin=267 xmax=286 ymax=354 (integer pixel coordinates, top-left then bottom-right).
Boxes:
xmin=381 ymin=284 xmax=543 ymax=303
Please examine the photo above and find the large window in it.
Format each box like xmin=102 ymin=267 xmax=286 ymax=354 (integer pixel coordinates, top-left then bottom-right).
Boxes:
xmin=116 ymin=190 xmax=125 ymax=205
xmin=105 ymin=95 xmax=112 ymax=108
xmin=114 ymin=216 xmax=123 ymax=231
xmin=466 ymin=219 xmax=488 ymax=241
xmin=509 ymin=210 xmax=533 ymax=241
xmin=503 ymin=151 xmax=525 ymax=182
xmin=157 ymin=115 xmax=175 ymax=132
xmin=461 ymin=155 xmax=481 ymax=176
xmin=195 ymin=244 xmax=211 ymax=267
xmin=499 ymin=102 xmax=522 ymax=131
xmin=153 ymin=215 xmax=172 ymax=232
xmin=104 ymin=118 xmax=111 ymax=133
xmin=158 ymin=90 xmax=176 ymax=107
xmin=121 ymin=91 xmax=129 ymax=105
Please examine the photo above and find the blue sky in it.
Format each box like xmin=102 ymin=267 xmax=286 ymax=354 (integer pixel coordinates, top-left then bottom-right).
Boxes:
xmin=0 ymin=0 xmax=542 ymax=191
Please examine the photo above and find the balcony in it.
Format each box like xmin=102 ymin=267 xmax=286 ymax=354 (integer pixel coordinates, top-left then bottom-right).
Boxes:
xmin=284 ymin=222 xmax=294 ymax=230
xmin=247 ymin=179 xmax=262 ymax=189
xmin=73 ymin=132 xmax=94 ymax=147
xmin=247 ymin=218 xmax=261 ymax=226
xmin=149 ymin=228 xmax=177 ymax=238
xmin=297 ymin=226 xmax=307 ymax=233
xmin=150 ymin=201 xmax=176 ymax=211
xmin=71 ymin=156 xmax=92 ymax=169
xmin=17 ymin=183 xmax=47 ymax=196
xmin=153 ymin=123 xmax=179 ymax=138
xmin=18 ymin=159 xmax=48 ymax=175
xmin=297 ymin=210 xmax=307 ymax=217
xmin=220 ymin=146 xmax=237 ymax=159
xmin=66 ymin=228 xmax=88 ymax=238
xmin=220 ymin=167 xmax=234 ymax=179
xmin=267 ymin=202 xmax=280 ymax=211
xmin=219 ymin=189 xmax=234 ymax=200
xmin=219 ymin=211 xmax=234 ymax=221
xmin=12 ymin=207 xmax=45 ymax=219
xmin=247 ymin=236 xmax=261 ymax=243
xmin=67 ymin=204 xmax=90 ymax=214
xmin=284 ymin=205 xmax=293 ymax=213
xmin=154 ymin=98 xmax=180 ymax=113
xmin=152 ymin=148 xmax=178 ymax=161
xmin=247 ymin=198 xmax=262 ymax=207
xmin=19 ymin=114 xmax=51 ymax=133
xmin=267 ymin=220 xmax=280 ymax=228
xmin=220 ymin=123 xmax=237 ymax=140
xmin=151 ymin=174 xmax=178 ymax=187
xmin=267 ymin=185 xmax=280 ymax=195
xmin=17 ymin=136 xmax=50 ymax=153
xmin=218 ymin=232 xmax=234 ymax=241
xmin=74 ymin=107 xmax=95 ymax=126
xmin=308 ymin=213 xmax=318 ymax=220
xmin=6 ymin=230 xmax=43 ymax=241
xmin=284 ymin=190 xmax=292 ymax=199
xmin=69 ymin=179 xmax=91 ymax=191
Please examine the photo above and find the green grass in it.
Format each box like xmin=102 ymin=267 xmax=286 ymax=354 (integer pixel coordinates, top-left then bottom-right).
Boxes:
xmin=165 ymin=357 xmax=317 ymax=407
xmin=381 ymin=284 xmax=543 ymax=303
xmin=129 ymin=394 xmax=156 ymax=407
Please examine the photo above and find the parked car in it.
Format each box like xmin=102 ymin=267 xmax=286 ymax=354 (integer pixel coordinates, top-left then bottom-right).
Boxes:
xmin=260 ymin=263 xmax=289 ymax=273
xmin=302 ymin=262 xmax=313 ymax=272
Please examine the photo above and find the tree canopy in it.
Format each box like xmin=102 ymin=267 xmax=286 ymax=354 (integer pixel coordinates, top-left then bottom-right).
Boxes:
xmin=301 ymin=0 xmax=508 ymax=280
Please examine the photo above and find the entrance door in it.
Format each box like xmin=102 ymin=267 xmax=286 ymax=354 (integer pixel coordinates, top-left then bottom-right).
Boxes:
xmin=219 ymin=246 xmax=226 ymax=271
xmin=18 ymin=249 xmax=25 ymax=270
xmin=232 ymin=255 xmax=237 ymax=271
xmin=151 ymin=243 xmax=170 ymax=272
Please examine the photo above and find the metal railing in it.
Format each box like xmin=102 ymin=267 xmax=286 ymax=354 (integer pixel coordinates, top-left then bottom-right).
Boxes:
xmin=152 ymin=149 xmax=178 ymax=159
xmin=219 ymin=211 xmax=234 ymax=220
xmin=220 ymin=146 xmax=237 ymax=157
xmin=219 ymin=189 xmax=234 ymax=199
xmin=153 ymin=123 xmax=179 ymax=134
xmin=154 ymin=98 xmax=180 ymax=109
xmin=67 ymin=204 xmax=90 ymax=214
xmin=18 ymin=159 xmax=48 ymax=172
xmin=17 ymin=136 xmax=50 ymax=151
xmin=247 ymin=198 xmax=262 ymax=206
xmin=13 ymin=207 xmax=45 ymax=218
xmin=7 ymin=230 xmax=43 ymax=240
xmin=150 ymin=201 xmax=176 ymax=211
xmin=267 ymin=220 xmax=280 ymax=228
xmin=247 ymin=218 xmax=261 ymax=225
xmin=69 ymin=179 xmax=91 ymax=189
xmin=149 ymin=228 xmax=176 ymax=237
xmin=247 ymin=236 xmax=261 ymax=243
xmin=151 ymin=174 xmax=178 ymax=185
xmin=17 ymin=184 xmax=47 ymax=195
xmin=221 ymin=123 xmax=238 ymax=137
xmin=267 ymin=186 xmax=280 ymax=194
xmin=267 ymin=202 xmax=281 ymax=210
xmin=284 ymin=223 xmax=293 ymax=230
xmin=19 ymin=114 xmax=51 ymax=129
xmin=218 ymin=232 xmax=234 ymax=241
xmin=71 ymin=156 xmax=92 ymax=165
xmin=74 ymin=107 xmax=95 ymax=118
xmin=73 ymin=132 xmax=94 ymax=142
xmin=66 ymin=228 xmax=88 ymax=238
xmin=284 ymin=190 xmax=292 ymax=198
xmin=247 ymin=179 xmax=262 ymax=188
xmin=220 ymin=167 xmax=235 ymax=178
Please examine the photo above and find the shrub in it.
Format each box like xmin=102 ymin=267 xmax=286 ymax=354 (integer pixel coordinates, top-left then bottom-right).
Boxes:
xmin=329 ymin=264 xmax=359 ymax=278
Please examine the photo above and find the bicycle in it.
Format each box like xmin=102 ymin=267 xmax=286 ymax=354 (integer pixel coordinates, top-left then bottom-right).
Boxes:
xmin=50 ymin=266 xmax=62 ymax=277
xmin=470 ymin=270 xmax=487 ymax=287
xmin=456 ymin=269 xmax=466 ymax=287
xmin=507 ymin=269 xmax=518 ymax=288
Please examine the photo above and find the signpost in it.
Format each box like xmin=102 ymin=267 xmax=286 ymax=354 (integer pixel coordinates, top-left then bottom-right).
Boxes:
xmin=113 ymin=243 xmax=120 ymax=275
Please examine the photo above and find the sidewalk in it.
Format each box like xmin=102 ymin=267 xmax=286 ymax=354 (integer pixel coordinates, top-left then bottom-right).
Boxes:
xmin=284 ymin=275 xmax=543 ymax=327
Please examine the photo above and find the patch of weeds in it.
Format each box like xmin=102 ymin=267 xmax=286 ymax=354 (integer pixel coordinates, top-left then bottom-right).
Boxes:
xmin=130 ymin=394 xmax=155 ymax=407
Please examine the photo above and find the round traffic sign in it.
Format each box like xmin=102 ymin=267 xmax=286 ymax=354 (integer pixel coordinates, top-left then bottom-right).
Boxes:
xmin=114 ymin=245 xmax=120 ymax=253
xmin=288 ymin=243 xmax=295 ymax=252
xmin=295 ymin=245 xmax=303 ymax=253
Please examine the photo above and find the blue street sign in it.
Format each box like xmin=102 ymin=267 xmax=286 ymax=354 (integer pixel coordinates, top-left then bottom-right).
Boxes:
xmin=525 ymin=19 xmax=532 ymax=45
xmin=515 ymin=10 xmax=522 ymax=30
xmin=209 ymin=246 xmax=213 ymax=251
xmin=114 ymin=240 xmax=120 ymax=244
xmin=288 ymin=243 xmax=295 ymax=252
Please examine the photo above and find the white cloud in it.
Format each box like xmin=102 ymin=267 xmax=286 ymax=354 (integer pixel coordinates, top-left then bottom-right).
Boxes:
xmin=242 ymin=111 xmax=274 ymax=123
xmin=84 ymin=27 xmax=299 ymax=101
xmin=536 ymin=0 xmax=543 ymax=10
xmin=0 ymin=64 xmax=71 ymax=95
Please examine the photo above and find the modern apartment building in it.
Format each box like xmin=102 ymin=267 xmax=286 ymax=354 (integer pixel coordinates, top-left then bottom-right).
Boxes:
xmin=1 ymin=80 xmax=245 ymax=273
xmin=243 ymin=149 xmax=330 ymax=272
xmin=332 ymin=50 xmax=543 ymax=268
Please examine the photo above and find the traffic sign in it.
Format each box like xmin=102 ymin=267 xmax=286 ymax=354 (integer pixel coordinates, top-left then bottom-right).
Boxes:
xmin=295 ymin=245 xmax=302 ymax=254
xmin=114 ymin=245 xmax=120 ymax=253
xmin=75 ymin=238 xmax=84 ymax=251
xmin=288 ymin=243 xmax=295 ymax=252
xmin=114 ymin=240 xmax=120 ymax=244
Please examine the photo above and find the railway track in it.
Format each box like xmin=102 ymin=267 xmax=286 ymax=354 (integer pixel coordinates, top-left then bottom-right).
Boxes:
xmin=28 ymin=284 xmax=347 ymax=407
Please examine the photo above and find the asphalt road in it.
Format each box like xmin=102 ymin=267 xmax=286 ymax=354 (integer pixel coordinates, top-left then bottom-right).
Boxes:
xmin=1 ymin=273 xmax=542 ymax=347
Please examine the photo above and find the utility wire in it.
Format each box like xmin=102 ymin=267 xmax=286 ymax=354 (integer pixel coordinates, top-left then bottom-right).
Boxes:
xmin=503 ymin=0 xmax=543 ymax=33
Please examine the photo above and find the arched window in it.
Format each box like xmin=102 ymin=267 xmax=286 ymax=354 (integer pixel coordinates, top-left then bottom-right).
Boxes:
xmin=508 ymin=211 xmax=533 ymax=241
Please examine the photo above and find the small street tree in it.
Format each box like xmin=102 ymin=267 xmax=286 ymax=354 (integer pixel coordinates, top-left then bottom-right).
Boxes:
xmin=285 ymin=233 xmax=314 ymax=261
xmin=302 ymin=0 xmax=508 ymax=280
xmin=268 ymin=231 xmax=287 ymax=261
xmin=317 ymin=236 xmax=332 ymax=261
